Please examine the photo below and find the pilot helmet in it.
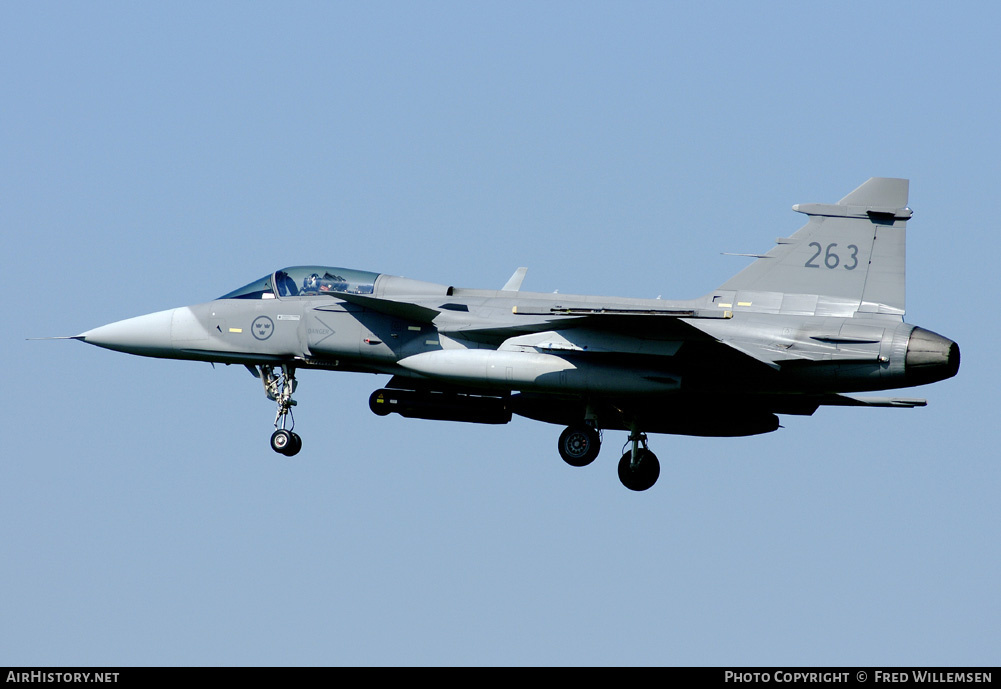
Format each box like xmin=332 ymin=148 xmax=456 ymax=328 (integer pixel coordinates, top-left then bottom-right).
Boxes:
xmin=304 ymin=273 xmax=320 ymax=292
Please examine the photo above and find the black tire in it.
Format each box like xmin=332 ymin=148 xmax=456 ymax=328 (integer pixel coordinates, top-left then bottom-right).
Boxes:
xmin=271 ymin=429 xmax=293 ymax=455
xmin=617 ymin=449 xmax=660 ymax=491
xmin=286 ymin=432 xmax=302 ymax=457
xmin=558 ymin=425 xmax=601 ymax=467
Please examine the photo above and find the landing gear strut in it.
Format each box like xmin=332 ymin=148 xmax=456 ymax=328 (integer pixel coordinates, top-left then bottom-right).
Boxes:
xmin=617 ymin=431 xmax=659 ymax=491
xmin=259 ymin=364 xmax=301 ymax=456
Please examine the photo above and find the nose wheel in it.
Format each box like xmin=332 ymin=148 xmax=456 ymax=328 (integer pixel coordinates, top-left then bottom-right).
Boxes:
xmin=256 ymin=364 xmax=302 ymax=457
xmin=270 ymin=428 xmax=302 ymax=456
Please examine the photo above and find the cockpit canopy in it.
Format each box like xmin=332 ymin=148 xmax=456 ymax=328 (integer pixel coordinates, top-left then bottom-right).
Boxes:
xmin=218 ymin=266 xmax=380 ymax=300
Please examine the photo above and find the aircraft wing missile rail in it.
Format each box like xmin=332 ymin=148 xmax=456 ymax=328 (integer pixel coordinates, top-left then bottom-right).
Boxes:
xmin=66 ymin=178 xmax=959 ymax=492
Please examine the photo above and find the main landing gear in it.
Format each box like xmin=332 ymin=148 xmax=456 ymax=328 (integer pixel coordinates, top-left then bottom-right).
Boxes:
xmin=258 ymin=364 xmax=301 ymax=457
xmin=558 ymin=424 xmax=601 ymax=467
xmin=617 ymin=431 xmax=660 ymax=492
xmin=557 ymin=424 xmax=661 ymax=491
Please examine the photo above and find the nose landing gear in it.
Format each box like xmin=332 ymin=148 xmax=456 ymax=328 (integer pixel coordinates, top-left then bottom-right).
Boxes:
xmin=258 ymin=364 xmax=301 ymax=457
xmin=270 ymin=428 xmax=301 ymax=456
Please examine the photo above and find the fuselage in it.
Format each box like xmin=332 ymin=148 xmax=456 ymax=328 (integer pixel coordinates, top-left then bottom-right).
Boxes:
xmin=80 ymin=266 xmax=959 ymax=400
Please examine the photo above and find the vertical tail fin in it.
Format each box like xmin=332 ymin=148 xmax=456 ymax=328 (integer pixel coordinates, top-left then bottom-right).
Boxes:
xmin=718 ymin=178 xmax=911 ymax=316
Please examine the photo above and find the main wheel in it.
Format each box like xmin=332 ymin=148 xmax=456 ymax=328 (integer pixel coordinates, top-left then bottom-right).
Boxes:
xmin=558 ymin=425 xmax=601 ymax=467
xmin=286 ymin=432 xmax=302 ymax=457
xmin=617 ymin=449 xmax=660 ymax=491
xmin=271 ymin=429 xmax=294 ymax=455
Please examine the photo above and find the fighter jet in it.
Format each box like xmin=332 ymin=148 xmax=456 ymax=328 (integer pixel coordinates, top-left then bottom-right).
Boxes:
xmin=73 ymin=178 xmax=959 ymax=490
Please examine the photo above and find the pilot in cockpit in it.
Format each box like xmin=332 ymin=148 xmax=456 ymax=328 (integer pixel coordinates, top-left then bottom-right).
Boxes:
xmin=303 ymin=272 xmax=349 ymax=294
xmin=303 ymin=273 xmax=321 ymax=294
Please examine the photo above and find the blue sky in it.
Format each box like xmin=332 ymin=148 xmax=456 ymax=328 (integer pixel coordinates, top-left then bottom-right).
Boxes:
xmin=2 ymin=1 xmax=997 ymax=665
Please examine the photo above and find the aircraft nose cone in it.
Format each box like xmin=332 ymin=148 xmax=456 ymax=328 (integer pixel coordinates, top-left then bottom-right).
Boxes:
xmin=905 ymin=327 xmax=960 ymax=385
xmin=79 ymin=308 xmax=177 ymax=357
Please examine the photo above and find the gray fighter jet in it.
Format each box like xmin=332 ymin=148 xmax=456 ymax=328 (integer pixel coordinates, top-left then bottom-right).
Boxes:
xmin=73 ymin=178 xmax=959 ymax=490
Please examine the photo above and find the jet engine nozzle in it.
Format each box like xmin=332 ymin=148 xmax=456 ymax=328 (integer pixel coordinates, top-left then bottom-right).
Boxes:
xmin=904 ymin=327 xmax=960 ymax=386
